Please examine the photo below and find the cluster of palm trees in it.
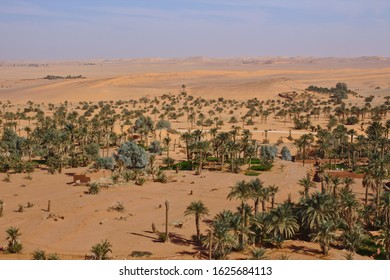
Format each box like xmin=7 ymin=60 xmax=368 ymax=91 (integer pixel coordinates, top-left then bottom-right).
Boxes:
xmin=0 ymin=86 xmax=389 ymax=260
xmin=184 ymin=174 xmax=389 ymax=259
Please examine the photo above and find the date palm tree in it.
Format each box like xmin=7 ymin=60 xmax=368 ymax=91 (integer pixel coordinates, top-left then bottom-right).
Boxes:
xmin=90 ymin=239 xmax=112 ymax=260
xmin=184 ymin=201 xmax=209 ymax=241
xmin=362 ymin=172 xmax=375 ymax=206
xmin=227 ymin=180 xmax=251 ymax=248
xmin=298 ymin=174 xmax=316 ymax=199
xmin=204 ymin=220 xmax=237 ymax=260
xmin=248 ymin=178 xmax=267 ymax=214
xmin=298 ymin=192 xmax=337 ymax=233
xmin=294 ymin=133 xmax=314 ymax=166
xmin=310 ymin=221 xmax=337 ymax=255
xmin=6 ymin=227 xmax=23 ymax=253
xmin=268 ymin=185 xmax=279 ymax=209
xmin=266 ymin=203 xmax=299 ymax=248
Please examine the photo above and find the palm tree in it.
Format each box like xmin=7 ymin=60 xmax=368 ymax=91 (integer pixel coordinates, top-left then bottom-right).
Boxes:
xmin=227 ymin=180 xmax=251 ymax=248
xmin=330 ymin=175 xmax=342 ymax=197
xmin=294 ymin=133 xmax=314 ymax=166
xmin=362 ymin=173 xmax=375 ymax=206
xmin=5 ymin=227 xmax=23 ymax=253
xmin=195 ymin=140 xmax=210 ymax=175
xmin=379 ymin=192 xmax=390 ymax=230
xmin=310 ymin=221 xmax=337 ymax=255
xmin=247 ymin=178 xmax=267 ymax=214
xmin=90 ymin=239 xmax=112 ymax=260
xmin=377 ymin=228 xmax=390 ymax=260
xmin=184 ymin=201 xmax=209 ymax=241
xmin=299 ymin=192 xmax=337 ymax=232
xmin=204 ymin=220 xmax=237 ymax=259
xmin=266 ymin=203 xmax=299 ymax=248
xmin=343 ymin=177 xmax=355 ymax=191
xmin=268 ymin=185 xmax=279 ymax=209
xmin=340 ymin=224 xmax=366 ymax=254
xmin=298 ymin=174 xmax=316 ymax=199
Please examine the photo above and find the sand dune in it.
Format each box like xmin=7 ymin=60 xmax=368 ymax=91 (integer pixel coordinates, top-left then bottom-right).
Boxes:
xmin=1 ymin=57 xmax=390 ymax=103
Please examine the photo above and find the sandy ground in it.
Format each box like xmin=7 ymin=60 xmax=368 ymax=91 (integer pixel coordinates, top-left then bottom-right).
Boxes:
xmin=0 ymin=161 xmax=371 ymax=260
xmin=1 ymin=57 xmax=388 ymax=260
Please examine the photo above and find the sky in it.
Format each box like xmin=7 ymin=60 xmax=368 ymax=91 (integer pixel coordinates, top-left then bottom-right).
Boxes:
xmin=0 ymin=0 xmax=389 ymax=60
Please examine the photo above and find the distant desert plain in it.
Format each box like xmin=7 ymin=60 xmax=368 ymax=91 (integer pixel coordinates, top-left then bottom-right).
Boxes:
xmin=0 ymin=57 xmax=389 ymax=260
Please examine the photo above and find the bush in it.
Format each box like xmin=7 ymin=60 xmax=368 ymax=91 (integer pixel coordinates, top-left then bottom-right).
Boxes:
xmin=163 ymin=157 xmax=175 ymax=167
xmin=245 ymin=171 xmax=260 ymax=176
xmin=260 ymin=145 xmax=278 ymax=160
xmin=173 ymin=161 xmax=192 ymax=171
xmin=281 ymin=146 xmax=292 ymax=161
xmin=95 ymin=157 xmax=115 ymax=170
xmin=88 ymin=182 xmax=100 ymax=195
xmin=206 ymin=156 xmax=219 ymax=162
xmin=24 ymin=161 xmax=36 ymax=173
xmin=110 ymin=201 xmax=125 ymax=212
xmin=148 ymin=140 xmax=161 ymax=154
xmin=250 ymin=161 xmax=273 ymax=171
xmin=135 ymin=176 xmax=147 ymax=186
xmin=32 ymin=250 xmax=46 ymax=260
xmin=158 ymin=232 xmax=169 ymax=242
xmin=155 ymin=170 xmax=168 ymax=183
xmin=156 ymin=119 xmax=171 ymax=130
xmin=114 ymin=141 xmax=149 ymax=169
xmin=111 ymin=173 xmax=121 ymax=184
xmin=130 ymin=251 xmax=152 ymax=258
xmin=121 ymin=170 xmax=134 ymax=182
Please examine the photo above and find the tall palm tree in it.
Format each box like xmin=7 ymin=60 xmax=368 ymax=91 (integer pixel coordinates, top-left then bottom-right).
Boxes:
xmin=266 ymin=203 xmax=299 ymax=248
xmin=268 ymin=185 xmax=279 ymax=209
xmin=184 ymin=201 xmax=209 ymax=240
xmin=247 ymin=178 xmax=267 ymax=214
xmin=298 ymin=174 xmax=316 ymax=199
xmin=330 ymin=175 xmax=342 ymax=197
xmin=294 ymin=133 xmax=314 ymax=166
xmin=227 ymin=180 xmax=251 ymax=248
xmin=299 ymin=192 xmax=337 ymax=233
xmin=362 ymin=173 xmax=375 ymax=206
xmin=340 ymin=224 xmax=366 ymax=254
xmin=204 ymin=220 xmax=237 ymax=260
xmin=310 ymin=221 xmax=337 ymax=255
xmin=339 ymin=188 xmax=360 ymax=231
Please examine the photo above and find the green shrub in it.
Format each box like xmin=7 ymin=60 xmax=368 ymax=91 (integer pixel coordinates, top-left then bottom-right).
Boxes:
xmin=206 ymin=157 xmax=219 ymax=162
xmin=155 ymin=170 xmax=168 ymax=183
xmin=250 ymin=161 xmax=273 ymax=171
xmin=173 ymin=161 xmax=192 ymax=170
xmin=135 ymin=176 xmax=147 ymax=186
xmin=130 ymin=251 xmax=152 ymax=258
xmin=245 ymin=171 xmax=260 ymax=176
xmin=158 ymin=232 xmax=168 ymax=242
xmin=88 ymin=182 xmax=100 ymax=195
xmin=32 ymin=249 xmax=46 ymax=260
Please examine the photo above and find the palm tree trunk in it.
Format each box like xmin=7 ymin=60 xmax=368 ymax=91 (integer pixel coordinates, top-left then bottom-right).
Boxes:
xmin=365 ymin=187 xmax=368 ymax=206
xmin=261 ymin=200 xmax=266 ymax=212
xmin=254 ymin=198 xmax=259 ymax=215
xmin=165 ymin=200 xmax=169 ymax=242
xmin=195 ymin=214 xmax=200 ymax=240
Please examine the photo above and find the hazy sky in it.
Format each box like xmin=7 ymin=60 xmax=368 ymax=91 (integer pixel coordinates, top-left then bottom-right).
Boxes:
xmin=1 ymin=0 xmax=389 ymax=60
